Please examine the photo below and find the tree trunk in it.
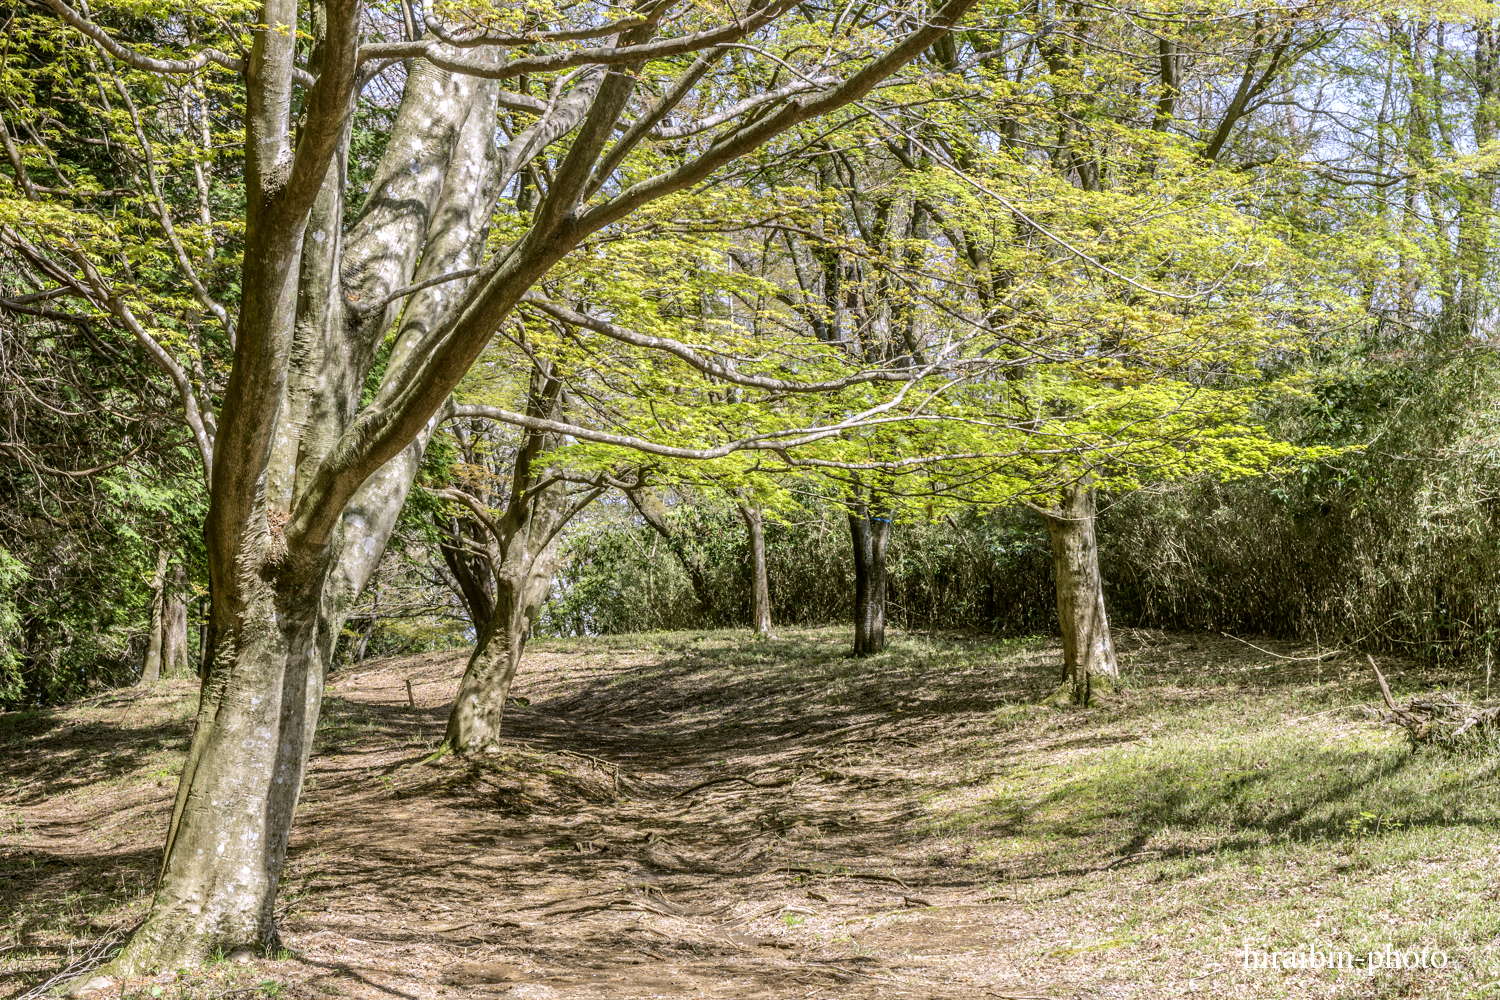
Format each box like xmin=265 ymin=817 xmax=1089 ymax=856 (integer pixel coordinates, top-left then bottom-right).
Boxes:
xmin=1040 ymin=484 xmax=1118 ymax=704
xmin=440 ymin=513 xmax=496 ymax=632
xmin=107 ymin=52 xmax=496 ymax=975
xmin=848 ymin=507 xmax=890 ymax=656
xmin=162 ymin=561 xmax=190 ymax=677
xmin=444 ymin=527 xmax=562 ymax=752
xmin=140 ymin=548 xmax=168 ymax=685
xmin=112 ymin=572 xmax=325 ymax=970
xmin=739 ymin=503 xmax=773 ymax=637
xmin=75 ymin=0 xmax=976 ymax=974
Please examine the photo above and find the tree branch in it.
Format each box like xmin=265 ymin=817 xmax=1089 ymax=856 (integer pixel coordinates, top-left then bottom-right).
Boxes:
xmin=41 ymin=0 xmax=316 ymax=87
xmin=359 ymin=0 xmax=797 ymax=78
xmin=354 ymin=267 xmax=482 ymax=316
xmin=651 ymin=76 xmax=837 ymax=139
xmin=577 ymin=0 xmax=980 ymax=236
xmin=422 ymin=5 xmax=669 ymax=48
xmin=520 ymin=294 xmax=949 ymax=391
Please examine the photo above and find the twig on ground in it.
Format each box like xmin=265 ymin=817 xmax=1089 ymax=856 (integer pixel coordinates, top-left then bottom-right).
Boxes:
xmin=1104 ymin=850 xmax=1161 ymax=870
xmin=15 ymin=928 xmax=127 ymax=1000
xmin=1222 ymin=633 xmax=1341 ymax=662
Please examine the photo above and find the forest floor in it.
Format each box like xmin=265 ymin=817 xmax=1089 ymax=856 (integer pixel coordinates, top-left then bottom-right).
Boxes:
xmin=2 ymin=628 xmax=1499 ymax=1000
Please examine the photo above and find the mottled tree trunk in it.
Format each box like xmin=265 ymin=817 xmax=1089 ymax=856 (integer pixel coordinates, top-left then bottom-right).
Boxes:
xmin=106 ymin=49 xmax=496 ymax=975
xmin=1040 ymin=484 xmax=1118 ymax=704
xmin=69 ymin=0 xmax=975 ymax=975
xmin=739 ymin=503 xmax=773 ymax=637
xmin=114 ymin=569 xmax=326 ymax=970
xmin=848 ymin=507 xmax=890 ymax=656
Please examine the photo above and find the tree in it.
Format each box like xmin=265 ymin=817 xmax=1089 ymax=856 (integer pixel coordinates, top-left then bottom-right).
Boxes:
xmin=433 ymin=392 xmax=613 ymax=753
xmin=140 ymin=549 xmax=185 ymax=684
xmin=8 ymin=0 xmax=980 ymax=971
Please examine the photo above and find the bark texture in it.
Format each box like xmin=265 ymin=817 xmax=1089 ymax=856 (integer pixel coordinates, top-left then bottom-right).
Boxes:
xmin=1040 ymin=484 xmax=1118 ymax=704
xmin=141 ymin=551 xmax=189 ymax=684
xmin=848 ymin=504 xmax=890 ymax=656
xmin=111 ymin=39 xmax=488 ymax=974
xmin=163 ymin=561 xmax=190 ymax=677
xmin=442 ymin=372 xmax=603 ymax=753
xmin=443 ymin=512 xmax=565 ymax=751
xmin=139 ymin=548 xmax=168 ymax=685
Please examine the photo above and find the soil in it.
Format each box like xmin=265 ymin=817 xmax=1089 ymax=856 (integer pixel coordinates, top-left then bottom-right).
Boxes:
xmin=0 ymin=629 xmax=1453 ymax=999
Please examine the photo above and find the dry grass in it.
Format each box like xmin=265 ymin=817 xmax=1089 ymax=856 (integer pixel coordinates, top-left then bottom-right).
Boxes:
xmin=2 ymin=628 xmax=1498 ymax=999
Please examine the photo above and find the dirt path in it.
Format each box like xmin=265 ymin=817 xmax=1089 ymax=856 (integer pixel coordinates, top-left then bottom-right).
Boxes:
xmin=276 ymin=634 xmax=1057 ymax=999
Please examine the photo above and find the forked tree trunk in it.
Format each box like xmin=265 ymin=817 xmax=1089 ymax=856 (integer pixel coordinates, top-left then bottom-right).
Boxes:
xmin=849 ymin=508 xmax=890 ymax=656
xmin=1040 ymin=483 xmax=1118 ymax=704
xmin=739 ymin=503 xmax=773 ymax=637
xmin=106 ymin=53 xmax=500 ymax=975
xmin=439 ymin=398 xmax=603 ymax=753
xmin=76 ymin=0 xmax=976 ymax=975
xmin=444 ymin=539 xmax=560 ymax=752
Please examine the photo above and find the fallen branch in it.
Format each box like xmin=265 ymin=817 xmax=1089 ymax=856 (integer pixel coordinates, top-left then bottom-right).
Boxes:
xmin=1366 ymin=654 xmax=1500 ymax=747
xmin=1223 ymin=633 xmax=1341 ymax=662
xmin=17 ymin=927 xmax=127 ymax=1000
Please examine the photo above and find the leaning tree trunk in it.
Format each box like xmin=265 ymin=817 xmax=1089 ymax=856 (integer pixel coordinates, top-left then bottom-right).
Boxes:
xmin=739 ymin=503 xmax=774 ymax=637
xmin=139 ymin=548 xmax=168 ymax=685
xmin=113 ymin=566 xmax=325 ymax=970
xmin=440 ymin=512 xmax=497 ymax=632
xmin=440 ymin=392 xmax=603 ymax=755
xmin=848 ymin=507 xmax=890 ymax=655
xmin=626 ymin=487 xmax=715 ymax=617
xmin=1041 ymin=483 xmax=1118 ymax=704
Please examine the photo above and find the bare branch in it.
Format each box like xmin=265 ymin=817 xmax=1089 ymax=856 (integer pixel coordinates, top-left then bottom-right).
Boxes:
xmin=585 ymin=46 xmax=726 ymax=198
xmin=450 ymin=382 xmax=935 ymax=462
xmin=422 ymin=6 xmax=666 ymax=48
xmin=107 ymin=64 xmax=235 ymax=345
xmin=0 ymin=440 xmax=145 ymax=478
xmin=652 ymin=76 xmax=837 ymax=139
xmin=360 ymin=0 xmax=797 ymax=78
xmin=355 ymin=268 xmax=482 ymax=316
xmin=577 ymin=0 xmax=980 ymax=235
